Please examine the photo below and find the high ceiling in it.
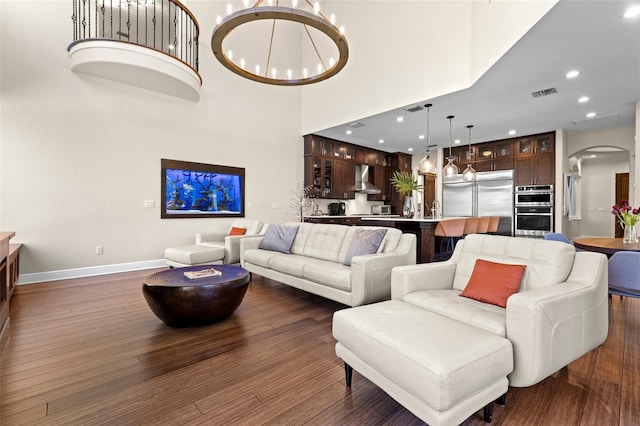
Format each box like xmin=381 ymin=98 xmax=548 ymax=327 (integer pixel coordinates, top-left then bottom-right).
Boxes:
xmin=315 ymin=0 xmax=639 ymax=158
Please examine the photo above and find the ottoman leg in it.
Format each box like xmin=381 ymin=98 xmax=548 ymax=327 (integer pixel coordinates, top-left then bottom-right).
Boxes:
xmin=483 ymin=402 xmax=493 ymax=423
xmin=497 ymin=393 xmax=506 ymax=406
xmin=344 ymin=363 xmax=353 ymax=387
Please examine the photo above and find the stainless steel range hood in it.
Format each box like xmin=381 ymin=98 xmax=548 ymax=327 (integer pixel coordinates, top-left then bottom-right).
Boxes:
xmin=355 ymin=164 xmax=381 ymax=194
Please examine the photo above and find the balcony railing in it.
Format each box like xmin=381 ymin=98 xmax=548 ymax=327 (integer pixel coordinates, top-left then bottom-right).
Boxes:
xmin=70 ymin=0 xmax=199 ymax=73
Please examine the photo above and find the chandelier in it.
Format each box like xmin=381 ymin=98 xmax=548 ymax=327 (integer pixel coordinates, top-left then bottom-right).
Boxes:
xmin=461 ymin=125 xmax=477 ymax=182
xmin=211 ymin=1 xmax=349 ymax=86
xmin=418 ymin=103 xmax=437 ymax=175
xmin=442 ymin=115 xmax=459 ymax=177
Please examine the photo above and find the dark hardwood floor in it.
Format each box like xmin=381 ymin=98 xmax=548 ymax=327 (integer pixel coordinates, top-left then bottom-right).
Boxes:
xmin=0 ymin=269 xmax=638 ymax=425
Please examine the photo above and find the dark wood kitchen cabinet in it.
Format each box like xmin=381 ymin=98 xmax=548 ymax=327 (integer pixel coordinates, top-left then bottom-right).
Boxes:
xmin=368 ymin=165 xmax=390 ymax=202
xmin=514 ymin=133 xmax=555 ymax=185
xmin=389 ymin=152 xmax=414 ymax=215
xmin=305 ymin=156 xmax=333 ymax=198
xmin=333 ymin=160 xmax=356 ymax=199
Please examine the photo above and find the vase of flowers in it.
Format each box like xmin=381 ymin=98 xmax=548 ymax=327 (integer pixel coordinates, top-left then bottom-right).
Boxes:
xmin=390 ymin=170 xmax=423 ymax=218
xmin=612 ymin=199 xmax=640 ymax=244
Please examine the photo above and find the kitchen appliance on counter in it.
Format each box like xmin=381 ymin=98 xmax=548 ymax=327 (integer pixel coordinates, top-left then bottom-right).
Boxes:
xmin=328 ymin=202 xmax=346 ymax=216
xmin=371 ymin=205 xmax=392 ymax=215
xmin=514 ymin=185 xmax=554 ymax=237
xmin=442 ymin=170 xmax=514 ymax=236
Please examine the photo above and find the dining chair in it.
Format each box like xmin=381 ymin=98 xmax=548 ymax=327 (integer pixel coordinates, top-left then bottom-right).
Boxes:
xmin=608 ymin=251 xmax=640 ymax=299
xmin=543 ymin=233 xmax=573 ymax=244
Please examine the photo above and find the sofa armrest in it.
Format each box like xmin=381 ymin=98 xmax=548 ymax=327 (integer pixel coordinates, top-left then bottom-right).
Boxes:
xmin=240 ymin=236 xmax=265 ymax=267
xmin=349 ymin=233 xmax=417 ymax=306
xmin=196 ymin=233 xmax=226 ymax=244
xmin=223 ymin=235 xmax=247 ymax=264
xmin=390 ymin=261 xmax=457 ymax=300
xmin=506 ymin=251 xmax=608 ymax=387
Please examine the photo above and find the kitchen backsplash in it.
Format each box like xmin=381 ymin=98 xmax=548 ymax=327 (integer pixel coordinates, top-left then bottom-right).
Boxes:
xmin=312 ymin=193 xmax=385 ymax=215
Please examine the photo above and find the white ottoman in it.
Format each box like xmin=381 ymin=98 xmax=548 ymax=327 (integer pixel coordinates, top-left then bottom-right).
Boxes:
xmin=164 ymin=244 xmax=225 ymax=268
xmin=333 ymin=300 xmax=513 ymax=426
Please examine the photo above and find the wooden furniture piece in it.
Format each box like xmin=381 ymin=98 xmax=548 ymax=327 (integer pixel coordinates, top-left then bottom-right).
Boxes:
xmin=0 ymin=232 xmax=18 ymax=354
xmin=573 ymin=237 xmax=640 ymax=257
xmin=142 ymin=265 xmax=250 ymax=327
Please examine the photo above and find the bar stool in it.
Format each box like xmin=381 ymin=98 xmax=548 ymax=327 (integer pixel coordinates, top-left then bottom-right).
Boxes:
xmin=477 ymin=217 xmax=491 ymax=234
xmin=463 ymin=217 xmax=479 ymax=236
xmin=487 ymin=216 xmax=500 ymax=234
xmin=434 ymin=218 xmax=466 ymax=260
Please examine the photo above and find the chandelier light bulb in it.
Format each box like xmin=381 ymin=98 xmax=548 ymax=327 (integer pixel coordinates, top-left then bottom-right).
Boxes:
xmin=227 ymin=50 xmax=233 ymax=60
xmin=443 ymin=115 xmax=459 ymax=177
xmin=226 ymin=3 xmax=232 ymax=15
xmin=418 ymin=104 xmax=436 ymax=175
xmin=330 ymin=14 xmax=336 ymax=24
xmin=216 ymin=15 xmax=222 ymax=24
xmin=255 ymin=64 xmax=260 ymax=75
xmin=292 ymin=0 xmax=298 ymax=7
xmin=329 ymin=57 xmax=335 ymax=67
xmin=287 ymin=69 xmax=292 ymax=79
xmin=271 ymin=68 xmax=278 ymax=78
xmin=240 ymin=58 xmax=245 ymax=69
xmin=303 ymin=68 xmax=308 ymax=78
xmin=340 ymin=26 xmax=345 ymax=35
xmin=317 ymin=63 xmax=322 ymax=73
xmin=314 ymin=2 xmax=320 ymax=14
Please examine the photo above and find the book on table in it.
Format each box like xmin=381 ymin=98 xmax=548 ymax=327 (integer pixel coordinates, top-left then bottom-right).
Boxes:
xmin=184 ymin=268 xmax=222 ymax=279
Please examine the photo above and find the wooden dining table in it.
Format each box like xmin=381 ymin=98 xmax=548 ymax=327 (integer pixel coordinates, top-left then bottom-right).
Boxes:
xmin=573 ymin=237 xmax=640 ymax=257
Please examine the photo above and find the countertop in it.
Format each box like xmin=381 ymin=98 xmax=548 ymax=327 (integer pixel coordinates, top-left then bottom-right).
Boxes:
xmin=361 ymin=217 xmax=462 ymax=223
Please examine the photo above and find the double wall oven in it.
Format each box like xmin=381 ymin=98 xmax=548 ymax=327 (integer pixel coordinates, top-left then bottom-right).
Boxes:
xmin=515 ymin=185 xmax=554 ymax=237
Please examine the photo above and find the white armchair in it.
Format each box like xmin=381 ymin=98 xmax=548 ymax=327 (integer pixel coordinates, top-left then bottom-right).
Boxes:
xmin=165 ymin=219 xmax=266 ymax=267
xmin=391 ymin=233 xmax=609 ymax=387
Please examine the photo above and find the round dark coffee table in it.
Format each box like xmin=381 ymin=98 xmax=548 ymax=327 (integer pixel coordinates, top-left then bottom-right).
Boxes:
xmin=142 ymin=265 xmax=250 ymax=327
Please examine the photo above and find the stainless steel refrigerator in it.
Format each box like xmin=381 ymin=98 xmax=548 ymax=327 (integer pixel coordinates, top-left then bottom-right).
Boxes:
xmin=442 ymin=170 xmax=514 ymax=235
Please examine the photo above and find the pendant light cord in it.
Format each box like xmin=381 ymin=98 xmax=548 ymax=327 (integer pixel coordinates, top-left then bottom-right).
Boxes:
xmin=447 ymin=115 xmax=454 ymax=158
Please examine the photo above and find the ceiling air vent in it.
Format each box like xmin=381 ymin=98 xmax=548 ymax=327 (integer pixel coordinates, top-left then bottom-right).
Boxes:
xmin=347 ymin=122 xmax=365 ymax=128
xmin=531 ymin=87 xmax=557 ymax=98
xmin=405 ymin=105 xmax=424 ymax=113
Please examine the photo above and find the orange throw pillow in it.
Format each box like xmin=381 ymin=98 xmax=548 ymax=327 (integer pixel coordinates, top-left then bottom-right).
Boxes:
xmin=228 ymin=227 xmax=247 ymax=236
xmin=460 ymin=259 xmax=526 ymax=308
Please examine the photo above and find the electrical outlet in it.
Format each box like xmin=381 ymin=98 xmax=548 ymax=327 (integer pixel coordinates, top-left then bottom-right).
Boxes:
xmin=272 ymin=203 xmax=281 ymax=209
xmin=96 ymin=246 xmax=104 ymax=255
xmin=144 ymin=200 xmax=155 ymax=208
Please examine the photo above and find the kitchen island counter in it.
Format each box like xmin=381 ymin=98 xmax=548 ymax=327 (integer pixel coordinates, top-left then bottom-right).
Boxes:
xmin=361 ymin=217 xmax=464 ymax=263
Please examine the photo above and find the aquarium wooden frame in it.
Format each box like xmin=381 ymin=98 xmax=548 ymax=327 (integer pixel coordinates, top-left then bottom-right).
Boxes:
xmin=161 ymin=159 xmax=245 ymax=219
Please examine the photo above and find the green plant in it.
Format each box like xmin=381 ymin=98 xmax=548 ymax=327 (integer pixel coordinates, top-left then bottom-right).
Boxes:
xmin=390 ymin=170 xmax=423 ymax=197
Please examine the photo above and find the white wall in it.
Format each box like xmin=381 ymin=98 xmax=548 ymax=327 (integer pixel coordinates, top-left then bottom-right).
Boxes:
xmin=0 ymin=0 xmax=305 ymax=274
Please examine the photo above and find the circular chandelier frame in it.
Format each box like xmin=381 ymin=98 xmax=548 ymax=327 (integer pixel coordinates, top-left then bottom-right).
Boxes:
xmin=211 ymin=6 xmax=349 ymax=86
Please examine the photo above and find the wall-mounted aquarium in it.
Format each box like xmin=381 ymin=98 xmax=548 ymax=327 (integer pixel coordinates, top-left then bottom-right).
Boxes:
xmin=161 ymin=159 xmax=245 ymax=219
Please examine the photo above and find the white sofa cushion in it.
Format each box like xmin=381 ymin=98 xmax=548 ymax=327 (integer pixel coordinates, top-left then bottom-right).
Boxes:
xmin=451 ymin=234 xmax=575 ymax=292
xmin=303 ymin=260 xmax=351 ymax=291
xmin=403 ymin=289 xmax=507 ymax=337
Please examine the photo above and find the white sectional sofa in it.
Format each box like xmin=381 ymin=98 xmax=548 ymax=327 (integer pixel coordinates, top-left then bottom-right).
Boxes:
xmin=240 ymin=222 xmax=417 ymax=307
xmin=333 ymin=234 xmax=609 ymax=425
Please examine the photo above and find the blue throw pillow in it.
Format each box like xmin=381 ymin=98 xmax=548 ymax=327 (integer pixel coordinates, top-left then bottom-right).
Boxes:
xmin=343 ymin=228 xmax=388 ymax=266
xmin=259 ymin=224 xmax=299 ymax=254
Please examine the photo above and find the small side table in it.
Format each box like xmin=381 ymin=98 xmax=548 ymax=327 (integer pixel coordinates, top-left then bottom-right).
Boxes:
xmin=142 ymin=265 xmax=250 ymax=327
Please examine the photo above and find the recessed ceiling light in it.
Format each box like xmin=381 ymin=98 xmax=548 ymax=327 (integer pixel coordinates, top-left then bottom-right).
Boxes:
xmin=408 ymin=147 xmax=413 ymax=152
xmin=578 ymin=96 xmax=589 ymax=103
xmin=378 ymin=139 xmax=384 ymax=144
xmin=418 ymin=134 xmax=425 ymax=140
xmin=566 ymin=70 xmax=580 ymax=78
xmin=586 ymin=112 xmax=596 ymax=118
xmin=454 ymin=139 xmax=461 ymax=144
xmin=624 ymin=5 xmax=640 ymax=18
xmin=345 ymin=130 xmax=352 ymax=135
xmin=396 ymin=116 xmax=404 ymax=122
xmin=509 ymin=130 xmax=516 ymax=136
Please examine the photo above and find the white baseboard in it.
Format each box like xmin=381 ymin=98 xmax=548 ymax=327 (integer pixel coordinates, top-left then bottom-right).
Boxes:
xmin=18 ymin=259 xmax=167 ymax=285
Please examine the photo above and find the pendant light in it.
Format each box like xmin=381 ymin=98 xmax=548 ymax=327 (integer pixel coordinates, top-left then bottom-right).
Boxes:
xmin=418 ymin=103 xmax=437 ymax=174
xmin=461 ymin=125 xmax=477 ymax=182
xmin=442 ymin=115 xmax=458 ymax=177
